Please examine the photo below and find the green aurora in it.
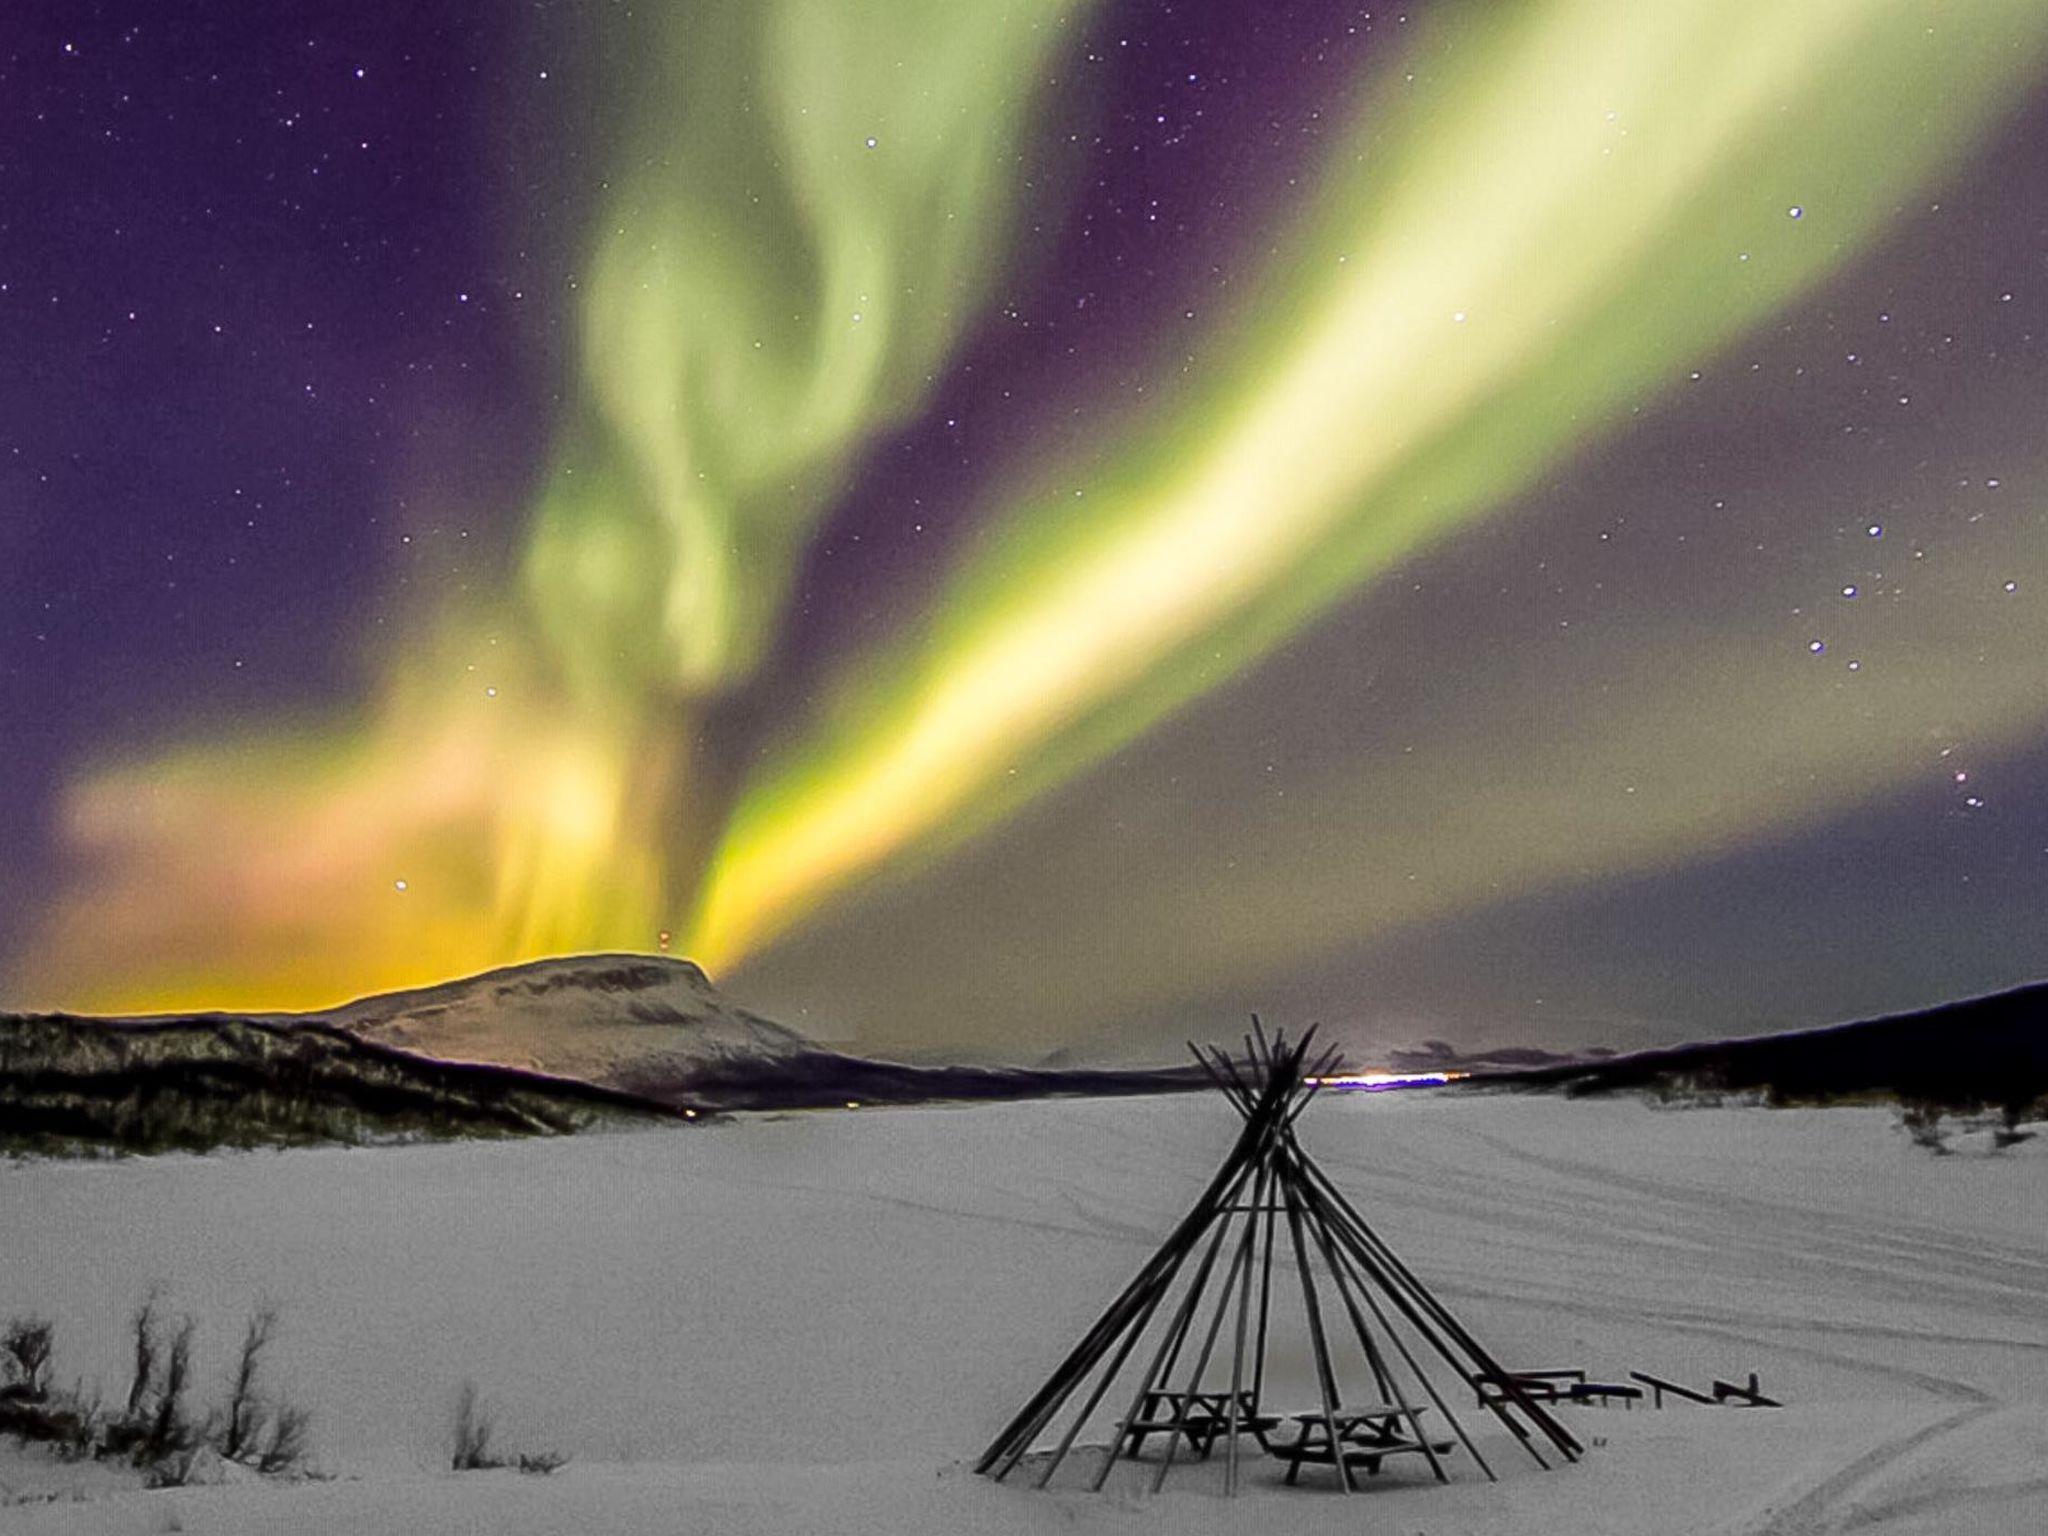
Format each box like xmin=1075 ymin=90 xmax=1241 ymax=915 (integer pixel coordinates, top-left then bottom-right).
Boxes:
xmin=689 ymin=0 xmax=2048 ymax=970
xmin=24 ymin=0 xmax=2048 ymax=1036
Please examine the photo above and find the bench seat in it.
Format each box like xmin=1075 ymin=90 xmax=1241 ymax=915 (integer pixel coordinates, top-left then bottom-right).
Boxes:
xmin=1269 ymin=1433 xmax=1457 ymax=1483
xmin=1117 ymin=1391 xmax=1281 ymax=1459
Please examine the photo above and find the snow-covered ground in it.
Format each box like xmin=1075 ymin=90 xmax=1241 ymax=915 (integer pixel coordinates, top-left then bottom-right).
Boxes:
xmin=1 ymin=1091 xmax=2042 ymax=1533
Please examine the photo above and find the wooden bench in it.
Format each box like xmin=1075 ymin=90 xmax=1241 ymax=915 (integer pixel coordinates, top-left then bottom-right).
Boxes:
xmin=1117 ymin=1389 xmax=1280 ymax=1459
xmin=1712 ymin=1373 xmax=1780 ymax=1408
xmin=1629 ymin=1370 xmax=1716 ymax=1408
xmin=1565 ymin=1380 xmax=1644 ymax=1409
xmin=1266 ymin=1407 xmax=1455 ymax=1485
xmin=1472 ymin=1368 xmax=1586 ymax=1407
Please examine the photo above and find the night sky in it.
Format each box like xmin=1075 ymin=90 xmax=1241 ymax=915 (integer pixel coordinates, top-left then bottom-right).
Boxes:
xmin=6 ymin=1 xmax=2048 ymax=1061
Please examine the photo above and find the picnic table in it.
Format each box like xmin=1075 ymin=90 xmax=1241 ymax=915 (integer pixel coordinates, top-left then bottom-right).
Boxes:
xmin=1567 ymin=1380 xmax=1644 ymax=1408
xmin=1266 ymin=1404 xmax=1456 ymax=1485
xmin=1472 ymin=1368 xmax=1585 ymax=1406
xmin=1711 ymin=1373 xmax=1780 ymax=1407
xmin=1473 ymin=1368 xmax=1644 ymax=1409
xmin=1116 ymin=1389 xmax=1281 ymax=1459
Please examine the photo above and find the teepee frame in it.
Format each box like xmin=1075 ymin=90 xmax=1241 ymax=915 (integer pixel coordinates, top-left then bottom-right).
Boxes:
xmin=976 ymin=1022 xmax=1582 ymax=1493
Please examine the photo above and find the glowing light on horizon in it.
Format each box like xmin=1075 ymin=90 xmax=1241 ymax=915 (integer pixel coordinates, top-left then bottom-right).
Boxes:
xmin=1308 ymin=1071 xmax=1469 ymax=1092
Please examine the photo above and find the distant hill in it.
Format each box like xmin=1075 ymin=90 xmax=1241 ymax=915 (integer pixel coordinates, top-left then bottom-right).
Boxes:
xmin=311 ymin=954 xmax=811 ymax=1097
xmin=1478 ymin=980 xmax=2048 ymax=1112
xmin=307 ymin=952 xmax=1203 ymax=1111
xmin=0 ymin=1011 xmax=674 ymax=1155
xmin=1 ymin=955 xmax=1201 ymax=1152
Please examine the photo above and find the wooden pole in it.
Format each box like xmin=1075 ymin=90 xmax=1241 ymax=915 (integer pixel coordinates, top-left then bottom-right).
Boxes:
xmin=1151 ymin=1270 xmax=1202 ymax=1400
xmin=1200 ymin=1045 xmax=1260 ymax=1118
xmin=1296 ymin=1149 xmax=1580 ymax=1463
xmin=1223 ymin=1157 xmax=1269 ymax=1496
xmin=1153 ymin=1164 xmax=1268 ymax=1492
xmin=1029 ymin=1152 xmax=1265 ymax=1488
xmin=1280 ymin=1171 xmax=1355 ymax=1492
xmin=1318 ymin=1198 xmax=1499 ymax=1480
xmin=1294 ymin=1163 xmax=1464 ymax=1484
xmin=1191 ymin=1043 xmax=1255 ymax=1115
xmin=1250 ymin=1134 xmax=1281 ymax=1411
xmin=1327 ymin=1185 xmax=1578 ymax=1463
xmin=1031 ymin=1260 xmax=1178 ymax=1489
xmin=986 ymin=1152 xmax=1237 ymax=1478
xmin=1245 ymin=1035 xmax=1317 ymax=1414
xmin=978 ymin=1092 xmax=1286 ymax=1477
xmin=1089 ymin=1160 xmax=1253 ymax=1491
xmin=1284 ymin=1043 xmax=1346 ymax=1130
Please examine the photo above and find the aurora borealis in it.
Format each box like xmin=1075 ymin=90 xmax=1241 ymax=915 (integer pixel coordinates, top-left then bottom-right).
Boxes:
xmin=7 ymin=2 xmax=2048 ymax=1056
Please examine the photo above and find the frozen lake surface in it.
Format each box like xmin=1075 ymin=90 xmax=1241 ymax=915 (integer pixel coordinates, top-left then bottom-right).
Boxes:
xmin=2 ymin=1090 xmax=2042 ymax=1533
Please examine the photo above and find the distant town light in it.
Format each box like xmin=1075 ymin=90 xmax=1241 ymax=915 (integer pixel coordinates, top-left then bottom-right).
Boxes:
xmin=1306 ymin=1070 xmax=1468 ymax=1091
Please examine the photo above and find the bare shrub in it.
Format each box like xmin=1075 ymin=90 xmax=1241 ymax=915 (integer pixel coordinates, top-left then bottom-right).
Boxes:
xmin=2 ymin=1316 xmax=55 ymax=1399
xmin=450 ymin=1379 xmax=498 ymax=1470
xmin=1899 ymin=1101 xmax=1950 ymax=1153
xmin=142 ymin=1315 xmax=198 ymax=1462
xmin=217 ymin=1304 xmax=277 ymax=1462
xmin=125 ymin=1285 xmax=164 ymax=1418
xmin=257 ymin=1402 xmax=312 ymax=1475
xmin=1 ymin=1291 xmax=311 ymax=1482
xmin=1991 ymin=1100 xmax=2039 ymax=1151
xmin=446 ymin=1381 xmax=559 ymax=1474
xmin=144 ymin=1447 xmax=206 ymax=1488
xmin=56 ymin=1380 xmax=103 ymax=1461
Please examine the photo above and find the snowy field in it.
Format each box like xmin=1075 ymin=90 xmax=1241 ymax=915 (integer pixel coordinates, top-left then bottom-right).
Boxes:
xmin=2 ymin=1091 xmax=2043 ymax=1534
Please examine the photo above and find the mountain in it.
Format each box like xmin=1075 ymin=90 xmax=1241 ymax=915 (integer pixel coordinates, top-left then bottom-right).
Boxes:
xmin=0 ymin=1011 xmax=672 ymax=1156
xmin=1 ymin=955 xmax=1202 ymax=1152
xmin=314 ymin=952 xmax=1205 ymax=1111
xmin=1477 ymin=979 xmax=2048 ymax=1112
xmin=310 ymin=954 xmax=812 ymax=1100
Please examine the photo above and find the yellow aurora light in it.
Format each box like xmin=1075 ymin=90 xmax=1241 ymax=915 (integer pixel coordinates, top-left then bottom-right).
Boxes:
xmin=18 ymin=0 xmax=2048 ymax=1015
xmin=23 ymin=0 xmax=1091 ymax=1012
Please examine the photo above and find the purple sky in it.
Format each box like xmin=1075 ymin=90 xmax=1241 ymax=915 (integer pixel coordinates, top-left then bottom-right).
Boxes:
xmin=6 ymin=2 xmax=2048 ymax=1054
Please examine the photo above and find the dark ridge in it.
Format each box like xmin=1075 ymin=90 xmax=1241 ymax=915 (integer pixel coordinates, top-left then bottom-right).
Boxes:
xmin=0 ymin=1012 xmax=686 ymax=1155
xmin=612 ymin=1048 xmax=1210 ymax=1112
xmin=1 ymin=1008 xmax=1211 ymax=1155
xmin=1472 ymin=980 xmax=2048 ymax=1112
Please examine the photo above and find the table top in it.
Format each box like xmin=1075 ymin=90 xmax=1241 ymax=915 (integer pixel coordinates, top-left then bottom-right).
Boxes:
xmin=1287 ymin=1403 xmax=1428 ymax=1423
xmin=1139 ymin=1389 xmax=1254 ymax=1411
xmin=1283 ymin=1404 xmax=1431 ymax=1444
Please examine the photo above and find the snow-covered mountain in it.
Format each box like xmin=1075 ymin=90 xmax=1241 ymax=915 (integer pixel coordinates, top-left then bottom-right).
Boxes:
xmin=309 ymin=953 xmax=814 ymax=1099
xmin=309 ymin=952 xmax=1200 ymax=1110
xmin=2 ymin=955 xmax=1200 ymax=1152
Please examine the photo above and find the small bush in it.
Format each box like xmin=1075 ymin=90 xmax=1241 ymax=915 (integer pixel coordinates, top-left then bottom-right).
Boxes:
xmin=2 ymin=1316 xmax=55 ymax=1399
xmin=144 ymin=1315 xmax=198 ymax=1463
xmin=217 ymin=1304 xmax=276 ymax=1462
xmin=1899 ymin=1101 xmax=1950 ymax=1153
xmin=451 ymin=1379 xmax=498 ymax=1471
xmin=1991 ymin=1101 xmax=2039 ymax=1151
xmin=144 ymin=1446 xmax=210 ymax=1489
xmin=1 ymin=1289 xmax=312 ymax=1485
xmin=257 ymin=1403 xmax=311 ymax=1475
xmin=126 ymin=1286 xmax=164 ymax=1418
xmin=55 ymin=1381 xmax=103 ymax=1461
xmin=448 ymin=1380 xmax=561 ymax=1474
